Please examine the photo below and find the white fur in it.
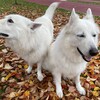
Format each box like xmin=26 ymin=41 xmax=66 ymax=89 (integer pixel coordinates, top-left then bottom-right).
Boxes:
xmin=0 ymin=2 xmax=60 ymax=78
xmin=41 ymin=8 xmax=100 ymax=98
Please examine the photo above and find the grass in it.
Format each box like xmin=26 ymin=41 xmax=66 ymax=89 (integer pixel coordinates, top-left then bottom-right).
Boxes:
xmin=0 ymin=0 xmax=100 ymax=26
xmin=0 ymin=0 xmax=100 ymax=18
xmin=0 ymin=0 xmax=71 ymax=14
xmin=0 ymin=0 xmax=48 ymax=14
xmin=0 ymin=0 xmax=100 ymax=30
xmin=78 ymin=1 xmax=100 ymax=5
xmin=67 ymin=0 xmax=100 ymax=5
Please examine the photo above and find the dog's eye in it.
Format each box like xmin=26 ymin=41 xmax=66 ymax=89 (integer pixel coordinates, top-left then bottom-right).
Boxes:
xmin=93 ymin=34 xmax=96 ymax=37
xmin=7 ymin=19 xmax=14 ymax=23
xmin=77 ymin=34 xmax=85 ymax=38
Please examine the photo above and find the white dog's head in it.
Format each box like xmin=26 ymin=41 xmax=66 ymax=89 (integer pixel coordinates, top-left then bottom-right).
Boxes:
xmin=65 ymin=8 xmax=99 ymax=62
xmin=0 ymin=14 xmax=41 ymax=39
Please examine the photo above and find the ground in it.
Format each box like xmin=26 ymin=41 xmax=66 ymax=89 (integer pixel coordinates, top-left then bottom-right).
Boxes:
xmin=28 ymin=0 xmax=100 ymax=16
xmin=0 ymin=0 xmax=100 ymax=100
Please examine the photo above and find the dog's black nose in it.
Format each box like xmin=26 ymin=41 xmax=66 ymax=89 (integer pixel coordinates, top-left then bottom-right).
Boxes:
xmin=89 ymin=48 xmax=98 ymax=56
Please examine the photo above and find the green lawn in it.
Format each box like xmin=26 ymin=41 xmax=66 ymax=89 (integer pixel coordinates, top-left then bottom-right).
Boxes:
xmin=0 ymin=0 xmax=100 ymax=18
xmin=0 ymin=0 xmax=73 ymax=21
xmin=0 ymin=0 xmax=48 ymax=14
xmin=67 ymin=0 xmax=100 ymax=5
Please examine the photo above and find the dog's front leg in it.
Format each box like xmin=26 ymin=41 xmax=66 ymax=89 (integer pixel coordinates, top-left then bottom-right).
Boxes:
xmin=37 ymin=61 xmax=44 ymax=81
xmin=53 ymin=73 xmax=63 ymax=98
xmin=73 ymin=74 xmax=86 ymax=95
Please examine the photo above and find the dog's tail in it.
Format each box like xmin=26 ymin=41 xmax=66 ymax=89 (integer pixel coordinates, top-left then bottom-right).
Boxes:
xmin=44 ymin=2 xmax=60 ymax=20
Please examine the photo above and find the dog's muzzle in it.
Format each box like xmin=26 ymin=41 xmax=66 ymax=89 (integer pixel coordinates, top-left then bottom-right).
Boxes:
xmin=0 ymin=33 xmax=9 ymax=37
xmin=89 ymin=48 xmax=98 ymax=56
xmin=77 ymin=47 xmax=98 ymax=62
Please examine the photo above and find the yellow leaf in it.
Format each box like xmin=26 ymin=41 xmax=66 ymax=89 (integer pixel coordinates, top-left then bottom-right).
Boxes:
xmin=5 ymin=73 xmax=12 ymax=81
xmin=23 ymin=91 xmax=30 ymax=97
xmin=29 ymin=80 xmax=33 ymax=85
xmin=65 ymin=93 xmax=71 ymax=96
xmin=50 ymin=87 xmax=54 ymax=91
xmin=94 ymin=87 xmax=100 ymax=91
xmin=24 ymin=65 xmax=28 ymax=69
xmin=90 ymin=81 xmax=94 ymax=85
xmin=15 ymin=93 xmax=19 ymax=97
xmin=75 ymin=98 xmax=79 ymax=100
xmin=18 ymin=65 xmax=22 ymax=68
xmin=84 ymin=72 xmax=88 ymax=77
xmin=92 ymin=91 xmax=99 ymax=97
xmin=89 ymin=66 xmax=94 ymax=70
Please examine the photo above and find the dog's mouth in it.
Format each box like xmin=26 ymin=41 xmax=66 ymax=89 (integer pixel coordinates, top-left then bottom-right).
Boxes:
xmin=0 ymin=33 xmax=9 ymax=37
xmin=77 ymin=47 xmax=92 ymax=62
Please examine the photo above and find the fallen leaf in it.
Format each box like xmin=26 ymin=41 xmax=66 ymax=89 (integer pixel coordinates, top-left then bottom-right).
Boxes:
xmin=1 ymin=77 xmax=6 ymax=82
xmin=94 ymin=87 xmax=100 ymax=91
xmin=75 ymin=98 xmax=80 ymax=100
xmin=68 ymin=86 xmax=76 ymax=93
xmin=23 ymin=90 xmax=30 ymax=97
xmin=5 ymin=73 xmax=12 ymax=81
xmin=92 ymin=91 xmax=99 ymax=97
xmin=9 ymin=92 xmax=16 ymax=99
xmin=2 ymin=49 xmax=8 ymax=53
xmin=4 ymin=63 xmax=12 ymax=69
xmin=65 ymin=93 xmax=71 ymax=97
xmin=86 ymin=76 xmax=96 ymax=82
xmin=0 ymin=63 xmax=3 ymax=68
xmin=24 ymin=64 xmax=28 ymax=69
xmin=17 ymin=81 xmax=25 ymax=86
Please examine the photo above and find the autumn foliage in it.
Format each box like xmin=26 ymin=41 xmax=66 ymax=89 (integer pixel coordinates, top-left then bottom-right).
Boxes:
xmin=0 ymin=3 xmax=100 ymax=100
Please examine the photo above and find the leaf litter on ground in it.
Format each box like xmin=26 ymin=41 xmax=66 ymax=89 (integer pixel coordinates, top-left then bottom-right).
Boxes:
xmin=0 ymin=3 xmax=100 ymax=100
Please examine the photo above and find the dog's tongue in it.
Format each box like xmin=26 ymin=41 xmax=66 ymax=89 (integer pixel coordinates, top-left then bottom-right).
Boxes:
xmin=84 ymin=56 xmax=92 ymax=62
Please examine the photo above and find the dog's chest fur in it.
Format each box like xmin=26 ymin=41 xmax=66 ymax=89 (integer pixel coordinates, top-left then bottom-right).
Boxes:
xmin=60 ymin=58 xmax=86 ymax=79
xmin=59 ymin=55 xmax=86 ymax=79
xmin=43 ymin=40 xmax=87 ymax=79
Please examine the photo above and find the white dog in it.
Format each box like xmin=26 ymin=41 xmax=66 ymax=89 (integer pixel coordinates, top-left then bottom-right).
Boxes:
xmin=40 ymin=8 xmax=99 ymax=98
xmin=0 ymin=2 xmax=59 ymax=81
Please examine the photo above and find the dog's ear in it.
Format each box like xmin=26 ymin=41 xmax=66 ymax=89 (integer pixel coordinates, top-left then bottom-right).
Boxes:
xmin=30 ymin=22 xmax=42 ymax=30
xmin=84 ymin=8 xmax=94 ymax=22
xmin=69 ymin=8 xmax=79 ymax=25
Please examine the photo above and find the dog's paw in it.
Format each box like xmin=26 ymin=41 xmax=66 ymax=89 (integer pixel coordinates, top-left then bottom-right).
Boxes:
xmin=78 ymin=87 xmax=86 ymax=95
xmin=26 ymin=69 xmax=31 ymax=74
xmin=57 ymin=89 xmax=63 ymax=98
xmin=26 ymin=66 xmax=32 ymax=74
xmin=37 ymin=73 xmax=44 ymax=81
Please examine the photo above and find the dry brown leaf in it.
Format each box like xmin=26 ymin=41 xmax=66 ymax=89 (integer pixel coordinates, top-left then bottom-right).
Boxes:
xmin=68 ymin=86 xmax=76 ymax=93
